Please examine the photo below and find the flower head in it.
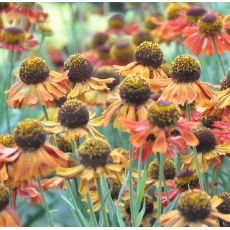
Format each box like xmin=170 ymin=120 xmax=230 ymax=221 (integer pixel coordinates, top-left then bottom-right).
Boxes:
xmin=135 ymin=41 xmax=163 ymax=68
xmin=64 ymin=53 xmax=93 ymax=83
xmin=0 ymin=134 xmax=15 ymax=148
xmin=132 ymin=30 xmax=154 ymax=46
xmin=147 ymin=101 xmax=180 ymax=128
xmin=169 ymin=55 xmax=201 ymax=82
xmin=120 ymin=75 xmax=151 ymax=105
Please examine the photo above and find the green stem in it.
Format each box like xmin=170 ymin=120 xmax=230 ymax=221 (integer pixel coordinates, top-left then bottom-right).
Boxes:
xmin=37 ymin=178 xmax=55 ymax=227
xmin=86 ymin=192 xmax=98 ymax=226
xmin=42 ymin=105 xmax=49 ymax=120
xmin=162 ymin=173 xmax=170 ymax=205
xmin=65 ymin=180 xmax=88 ymax=226
xmin=156 ymin=153 xmax=164 ymax=224
xmin=211 ymin=167 xmax=216 ymax=195
xmin=129 ymin=145 xmax=135 ymax=226
xmin=186 ymin=102 xmax=205 ymax=191
xmin=9 ymin=188 xmax=13 ymax=208
xmin=5 ymin=52 xmax=15 ymax=133
xmin=213 ymin=38 xmax=226 ymax=76
xmin=96 ymin=178 xmax=110 ymax=227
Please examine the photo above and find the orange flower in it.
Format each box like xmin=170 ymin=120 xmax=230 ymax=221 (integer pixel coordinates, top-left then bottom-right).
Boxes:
xmin=98 ymin=75 xmax=154 ymax=128
xmin=0 ymin=184 xmax=20 ymax=227
xmin=6 ymin=56 xmax=70 ymax=108
xmin=180 ymin=127 xmax=230 ymax=173
xmin=7 ymin=3 xmax=48 ymax=24
xmin=150 ymin=55 xmax=217 ymax=106
xmin=64 ymin=53 xmax=113 ymax=99
xmin=0 ymin=27 xmax=37 ymax=52
xmin=42 ymin=98 xmax=104 ymax=141
xmin=169 ymin=6 xmax=207 ymax=36
xmin=0 ymin=119 xmax=70 ymax=188
xmin=160 ymin=189 xmax=230 ymax=227
xmin=56 ymin=138 xmax=129 ymax=196
xmin=183 ymin=13 xmax=230 ymax=56
xmin=121 ymin=100 xmax=199 ymax=155
xmin=85 ymin=66 xmax=121 ymax=107
xmin=114 ymin=41 xmax=168 ymax=80
xmin=200 ymin=71 xmax=230 ymax=117
xmin=152 ymin=3 xmax=189 ymax=42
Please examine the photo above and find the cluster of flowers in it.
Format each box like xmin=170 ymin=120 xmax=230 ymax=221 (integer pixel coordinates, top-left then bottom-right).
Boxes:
xmin=0 ymin=2 xmax=229 ymax=227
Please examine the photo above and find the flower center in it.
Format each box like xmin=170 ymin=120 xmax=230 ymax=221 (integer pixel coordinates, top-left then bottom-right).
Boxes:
xmin=144 ymin=15 xmax=159 ymax=30
xmin=166 ymin=3 xmax=188 ymax=20
xmin=224 ymin=15 xmax=230 ymax=34
xmin=0 ymin=134 xmax=15 ymax=147
xmin=147 ymin=101 xmax=180 ymax=128
xmin=106 ymin=176 xmax=122 ymax=200
xmin=185 ymin=7 xmax=207 ymax=24
xmin=64 ymin=53 xmax=93 ymax=83
xmin=78 ymin=138 xmax=111 ymax=168
xmin=0 ymin=17 xmax=3 ymax=29
xmin=170 ymin=55 xmax=201 ymax=82
xmin=1 ymin=27 xmax=25 ymax=45
xmin=58 ymin=99 xmax=89 ymax=129
xmin=201 ymin=114 xmax=220 ymax=128
xmin=96 ymin=44 xmax=111 ymax=60
xmin=148 ymin=159 xmax=176 ymax=180
xmin=217 ymin=192 xmax=230 ymax=214
xmin=125 ymin=196 xmax=154 ymax=217
xmin=110 ymin=41 xmax=135 ymax=63
xmin=0 ymin=184 xmax=9 ymax=211
xmin=119 ymin=76 xmax=151 ymax=105
xmin=14 ymin=119 xmax=46 ymax=150
xmin=174 ymin=169 xmax=199 ymax=192
xmin=19 ymin=56 xmax=49 ymax=84
xmin=178 ymin=190 xmax=211 ymax=221
xmin=134 ymin=41 xmax=163 ymax=68
xmin=91 ymin=32 xmax=109 ymax=49
xmin=55 ymin=135 xmax=72 ymax=153
xmin=95 ymin=67 xmax=121 ymax=90
xmin=54 ymin=96 xmax=67 ymax=107
xmin=194 ymin=128 xmax=217 ymax=153
xmin=198 ymin=14 xmax=223 ymax=37
xmin=221 ymin=72 xmax=230 ymax=90
xmin=108 ymin=13 xmax=125 ymax=29
xmin=132 ymin=30 xmax=154 ymax=46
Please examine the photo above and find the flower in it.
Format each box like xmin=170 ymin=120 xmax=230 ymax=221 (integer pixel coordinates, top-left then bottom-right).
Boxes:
xmin=160 ymin=189 xmax=230 ymax=227
xmin=121 ymin=100 xmax=198 ymax=155
xmin=85 ymin=66 xmax=121 ymax=107
xmin=132 ymin=30 xmax=154 ymax=46
xmin=169 ymin=6 xmax=207 ymax=36
xmin=200 ymin=70 xmax=230 ymax=117
xmin=0 ymin=184 xmax=20 ymax=226
xmin=183 ymin=13 xmax=230 ymax=56
xmin=0 ymin=119 xmax=70 ymax=188
xmin=7 ymin=3 xmax=48 ymax=24
xmin=90 ymin=32 xmax=109 ymax=49
xmin=110 ymin=40 xmax=135 ymax=65
xmin=152 ymin=3 xmax=189 ymax=43
xmin=42 ymin=98 xmax=104 ymax=141
xmin=121 ymin=195 xmax=157 ymax=226
xmin=151 ymin=55 xmax=217 ymax=106
xmin=216 ymin=192 xmax=230 ymax=226
xmin=161 ymin=169 xmax=200 ymax=207
xmin=56 ymin=137 xmax=129 ymax=196
xmin=64 ymin=53 xmax=113 ymax=98
xmin=114 ymin=41 xmax=168 ymax=79
xmin=180 ymin=128 xmax=230 ymax=173
xmin=99 ymin=75 xmax=153 ymax=128
xmin=6 ymin=56 xmax=70 ymax=108
xmin=0 ymin=27 xmax=37 ymax=52
xmin=107 ymin=13 xmax=125 ymax=35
